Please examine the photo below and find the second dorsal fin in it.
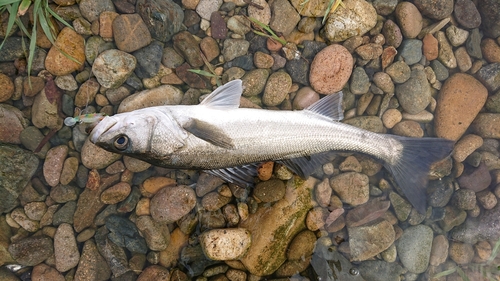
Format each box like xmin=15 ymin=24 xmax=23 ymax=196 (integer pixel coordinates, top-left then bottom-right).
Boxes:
xmin=304 ymin=92 xmax=344 ymax=121
xmin=199 ymin=79 xmax=243 ymax=109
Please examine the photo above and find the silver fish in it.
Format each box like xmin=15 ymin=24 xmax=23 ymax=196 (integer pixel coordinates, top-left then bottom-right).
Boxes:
xmin=90 ymin=80 xmax=453 ymax=213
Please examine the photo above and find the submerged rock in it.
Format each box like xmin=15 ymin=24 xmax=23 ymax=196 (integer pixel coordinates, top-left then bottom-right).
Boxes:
xmin=238 ymin=177 xmax=315 ymax=276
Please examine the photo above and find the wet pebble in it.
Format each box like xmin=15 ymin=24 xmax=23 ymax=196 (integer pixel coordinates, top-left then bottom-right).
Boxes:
xmin=395 ymin=68 xmax=431 ymax=114
xmin=397 ymin=225 xmax=433 ymax=273
xmin=101 ymin=182 xmax=132 ymax=204
xmin=112 ymin=14 xmax=151 ymax=53
xmin=452 ymin=134 xmax=483 ymax=162
xmin=454 ymin=0 xmax=481 ymax=29
xmin=457 ymin=162 xmax=491 ymax=192
xmin=471 ymin=113 xmax=500 ymax=139
xmin=8 ymin=235 xmax=54 ymax=266
xmin=330 ymin=172 xmax=369 ymax=206
xmin=269 ymin=0 xmax=300 ymax=36
xmin=440 ymin=206 xmax=467 ymax=232
xmin=392 ymin=120 xmax=424 ymax=137
xmin=293 ymin=86 xmax=319 ymax=110
xmin=199 ymin=228 xmax=251 ymax=260
xmin=382 ymin=20 xmax=402 ymax=48
xmin=137 ymin=265 xmax=171 ymax=281
xmin=262 ymin=71 xmax=292 ymax=106
xmin=286 ymin=59 xmax=310 ymax=85
xmin=52 ymin=201 xmax=77 ymax=226
xmin=240 ymin=69 xmax=268 ymax=98
xmin=398 ymin=39 xmax=422 ymax=65
xmin=117 ymin=84 xmax=183 ymax=112
xmin=201 ymin=192 xmax=232 ymax=211
xmin=434 ymin=73 xmax=488 ymax=141
xmin=451 ymin=189 xmax=477 ymax=210
xmin=136 ymin=215 xmax=170 ymax=251
xmin=449 ymin=241 xmax=474 ymax=265
xmin=74 ymin=239 xmax=111 ymax=280
xmin=106 ymin=215 xmax=148 ymax=254
xmin=287 ymin=230 xmax=316 ymax=261
xmin=414 ymin=0 xmax=453 ymax=20
xmin=476 ymin=190 xmax=497 ymax=209
xmin=382 ymin=109 xmax=402 ymax=128
xmin=348 ymin=219 xmax=395 ymax=261
xmin=0 ymin=74 xmax=14 ymax=102
xmin=322 ymin=0 xmax=377 ymax=42
xmin=446 ymin=26 xmax=469 ymax=47
xmin=223 ymin=39 xmax=250 ymax=62
xmin=389 ymin=192 xmax=412 ymax=221
xmin=253 ymin=179 xmax=286 ymax=203
xmin=310 ymin=44 xmax=353 ymax=94
xmin=0 ymin=104 xmax=26 ymax=145
xmin=81 ymin=138 xmax=122 ymax=169
xmin=92 ymin=49 xmax=137 ymax=89
xmin=345 ymin=200 xmax=391 ymax=227
xmin=385 ymin=61 xmax=411 ymax=84
xmin=350 ymin=67 xmax=370 ymax=95
xmin=11 ymin=207 xmax=39 ymax=232
xmin=32 ymin=263 xmax=65 ymax=281
xmin=481 ymin=39 xmax=500 ymax=64
xmin=436 ymin=31 xmax=457 ymax=69
xmin=54 ymin=223 xmax=80 ymax=272
xmin=429 ymin=234 xmax=449 ymax=266
xmin=45 ymin=27 xmax=85 ymax=76
xmin=395 ymin=2 xmax=422 ymax=39
xmin=151 ymin=185 xmax=197 ymax=223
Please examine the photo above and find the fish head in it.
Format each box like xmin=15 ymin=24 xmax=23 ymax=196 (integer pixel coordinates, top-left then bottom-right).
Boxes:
xmin=89 ymin=108 xmax=188 ymax=161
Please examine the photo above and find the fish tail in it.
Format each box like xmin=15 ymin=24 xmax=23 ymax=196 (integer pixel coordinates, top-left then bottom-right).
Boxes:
xmin=384 ymin=136 xmax=454 ymax=214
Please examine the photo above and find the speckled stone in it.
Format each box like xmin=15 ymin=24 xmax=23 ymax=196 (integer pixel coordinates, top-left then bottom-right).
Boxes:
xmin=310 ymin=44 xmax=353 ymax=94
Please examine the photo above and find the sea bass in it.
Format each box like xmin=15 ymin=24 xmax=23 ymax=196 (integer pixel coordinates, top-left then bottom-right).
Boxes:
xmin=90 ymin=80 xmax=454 ymax=213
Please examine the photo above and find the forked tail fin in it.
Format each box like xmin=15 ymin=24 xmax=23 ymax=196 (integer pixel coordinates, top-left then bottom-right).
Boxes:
xmin=384 ymin=136 xmax=454 ymax=214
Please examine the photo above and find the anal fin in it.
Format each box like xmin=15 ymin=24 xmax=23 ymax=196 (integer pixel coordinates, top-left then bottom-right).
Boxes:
xmin=279 ymin=152 xmax=336 ymax=178
xmin=205 ymin=164 xmax=258 ymax=188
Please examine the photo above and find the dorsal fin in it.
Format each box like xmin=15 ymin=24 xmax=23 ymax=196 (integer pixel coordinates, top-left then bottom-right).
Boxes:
xmin=199 ymin=79 xmax=242 ymax=109
xmin=304 ymin=92 xmax=344 ymax=121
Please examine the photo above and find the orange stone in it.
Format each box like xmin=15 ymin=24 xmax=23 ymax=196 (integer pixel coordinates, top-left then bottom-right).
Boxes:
xmin=434 ymin=73 xmax=488 ymax=141
xmin=45 ymin=27 xmax=85 ymax=76
xmin=422 ymin=33 xmax=438 ymax=61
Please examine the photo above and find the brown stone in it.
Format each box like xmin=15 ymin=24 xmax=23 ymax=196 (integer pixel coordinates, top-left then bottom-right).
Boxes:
xmin=45 ymin=27 xmax=85 ymax=76
xmin=309 ymin=44 xmax=353 ymax=94
xmin=481 ymin=38 xmax=500 ymax=63
xmin=112 ymin=14 xmax=152 ymax=52
xmin=422 ymin=33 xmax=438 ymax=61
xmin=99 ymin=11 xmax=119 ymax=40
xmin=0 ymin=73 xmax=14 ymax=102
xmin=434 ymin=73 xmax=488 ymax=141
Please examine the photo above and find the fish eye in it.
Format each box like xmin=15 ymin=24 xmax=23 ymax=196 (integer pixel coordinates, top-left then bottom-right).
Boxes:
xmin=114 ymin=135 xmax=129 ymax=150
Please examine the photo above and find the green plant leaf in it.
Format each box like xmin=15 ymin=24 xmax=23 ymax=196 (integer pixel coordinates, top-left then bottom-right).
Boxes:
xmin=188 ymin=69 xmax=218 ymax=78
xmin=456 ymin=267 xmax=471 ymax=281
xmin=17 ymin=0 xmax=30 ymax=16
xmin=0 ymin=2 xmax=20 ymax=50
xmin=0 ymin=0 xmax=21 ymax=6
xmin=433 ymin=267 xmax=457 ymax=278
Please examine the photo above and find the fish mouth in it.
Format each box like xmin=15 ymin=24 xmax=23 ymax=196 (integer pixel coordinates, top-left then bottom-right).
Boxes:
xmin=89 ymin=116 xmax=118 ymax=144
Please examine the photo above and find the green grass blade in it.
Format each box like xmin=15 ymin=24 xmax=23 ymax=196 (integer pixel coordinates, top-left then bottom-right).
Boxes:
xmin=188 ymin=69 xmax=218 ymax=78
xmin=433 ymin=267 xmax=457 ymax=278
xmin=456 ymin=267 xmax=471 ymax=281
xmin=488 ymin=237 xmax=500 ymax=264
xmin=322 ymin=0 xmax=335 ymax=25
xmin=17 ymin=0 xmax=31 ymax=16
xmin=0 ymin=2 xmax=20 ymax=49
xmin=45 ymin=4 xmax=73 ymax=29
xmin=0 ymin=0 xmax=21 ymax=5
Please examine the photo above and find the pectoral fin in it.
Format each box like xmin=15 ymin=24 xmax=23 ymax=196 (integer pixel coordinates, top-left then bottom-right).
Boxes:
xmin=183 ymin=118 xmax=235 ymax=149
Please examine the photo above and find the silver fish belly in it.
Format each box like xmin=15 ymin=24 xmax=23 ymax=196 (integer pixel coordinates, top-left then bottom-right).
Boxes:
xmin=90 ymin=79 xmax=454 ymax=213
